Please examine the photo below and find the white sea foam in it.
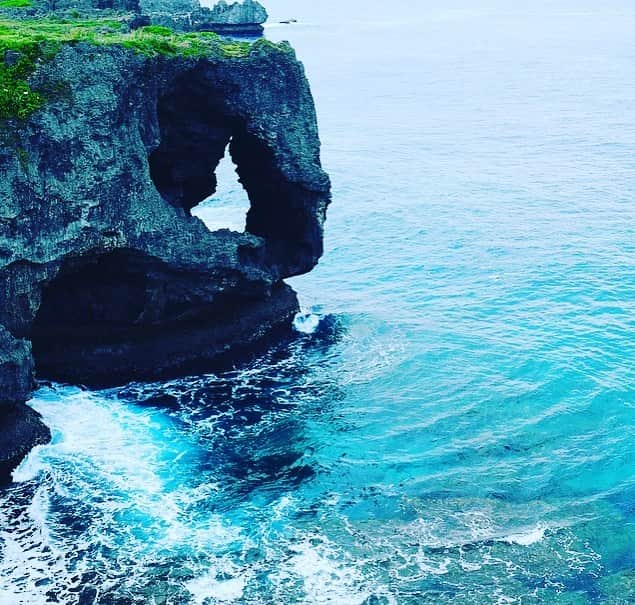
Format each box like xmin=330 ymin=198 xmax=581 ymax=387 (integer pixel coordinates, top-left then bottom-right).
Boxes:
xmin=293 ymin=311 xmax=321 ymax=334
xmin=23 ymin=386 xmax=181 ymax=494
xmin=2 ymin=384 xmax=257 ymax=602
xmin=282 ymin=536 xmax=372 ymax=605
xmin=502 ymin=525 xmax=547 ymax=546
xmin=12 ymin=444 xmax=48 ymax=483
xmin=0 ymin=484 xmax=66 ymax=605
xmin=185 ymin=567 xmax=249 ymax=604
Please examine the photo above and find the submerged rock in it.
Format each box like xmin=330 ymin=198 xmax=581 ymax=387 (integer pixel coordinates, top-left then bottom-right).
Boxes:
xmin=0 ymin=23 xmax=330 ymax=479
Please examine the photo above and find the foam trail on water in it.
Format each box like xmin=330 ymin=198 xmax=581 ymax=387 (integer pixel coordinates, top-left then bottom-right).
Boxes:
xmin=1 ymin=384 xmax=256 ymax=602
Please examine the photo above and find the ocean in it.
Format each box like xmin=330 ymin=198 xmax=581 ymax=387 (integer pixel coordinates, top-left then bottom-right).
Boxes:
xmin=1 ymin=1 xmax=634 ymax=602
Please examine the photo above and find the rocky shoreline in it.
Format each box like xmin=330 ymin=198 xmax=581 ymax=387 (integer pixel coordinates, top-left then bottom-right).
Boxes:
xmin=0 ymin=6 xmax=330 ymax=482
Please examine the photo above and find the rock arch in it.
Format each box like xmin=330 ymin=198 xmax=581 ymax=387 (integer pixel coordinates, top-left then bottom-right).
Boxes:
xmin=148 ymin=57 xmax=331 ymax=277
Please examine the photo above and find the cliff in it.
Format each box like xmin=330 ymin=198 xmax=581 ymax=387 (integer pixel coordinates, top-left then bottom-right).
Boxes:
xmin=0 ymin=18 xmax=330 ymax=481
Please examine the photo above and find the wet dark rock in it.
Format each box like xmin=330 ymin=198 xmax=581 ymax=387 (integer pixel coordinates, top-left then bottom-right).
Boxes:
xmin=0 ymin=39 xmax=330 ymax=476
xmin=33 ymin=281 xmax=300 ymax=386
xmin=0 ymin=326 xmax=35 ymax=405
xmin=0 ymin=404 xmax=50 ymax=484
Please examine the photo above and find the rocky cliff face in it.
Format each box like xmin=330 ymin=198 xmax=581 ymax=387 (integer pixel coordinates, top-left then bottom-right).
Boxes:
xmin=0 ymin=33 xmax=330 ymax=481
xmin=145 ymin=1 xmax=269 ymax=35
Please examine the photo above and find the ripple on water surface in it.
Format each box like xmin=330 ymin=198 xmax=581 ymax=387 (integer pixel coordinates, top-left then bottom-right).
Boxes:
xmin=0 ymin=310 xmax=633 ymax=603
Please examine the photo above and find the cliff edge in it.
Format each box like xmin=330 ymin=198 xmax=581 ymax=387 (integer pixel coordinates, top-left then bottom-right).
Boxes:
xmin=0 ymin=18 xmax=330 ymax=481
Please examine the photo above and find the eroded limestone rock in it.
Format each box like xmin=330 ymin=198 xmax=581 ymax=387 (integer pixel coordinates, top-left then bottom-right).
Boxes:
xmin=0 ymin=37 xmax=330 ymax=479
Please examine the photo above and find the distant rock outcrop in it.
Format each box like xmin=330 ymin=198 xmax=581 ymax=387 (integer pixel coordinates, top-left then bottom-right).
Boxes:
xmin=205 ymin=0 xmax=267 ymax=26
xmin=138 ymin=0 xmax=197 ymax=13
xmin=146 ymin=0 xmax=269 ymax=35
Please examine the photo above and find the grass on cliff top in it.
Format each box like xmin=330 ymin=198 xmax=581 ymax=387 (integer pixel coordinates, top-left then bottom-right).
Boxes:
xmin=0 ymin=0 xmax=32 ymax=8
xmin=0 ymin=19 xmax=278 ymax=58
xmin=0 ymin=17 xmax=290 ymax=119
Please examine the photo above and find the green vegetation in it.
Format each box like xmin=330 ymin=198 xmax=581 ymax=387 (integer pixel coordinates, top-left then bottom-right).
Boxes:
xmin=0 ymin=18 xmax=293 ymax=59
xmin=136 ymin=25 xmax=173 ymax=37
xmin=0 ymin=45 xmax=45 ymax=119
xmin=0 ymin=0 xmax=32 ymax=9
xmin=0 ymin=16 xmax=292 ymax=120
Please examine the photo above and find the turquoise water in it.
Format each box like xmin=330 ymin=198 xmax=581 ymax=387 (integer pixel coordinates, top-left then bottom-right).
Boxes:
xmin=2 ymin=1 xmax=635 ymax=603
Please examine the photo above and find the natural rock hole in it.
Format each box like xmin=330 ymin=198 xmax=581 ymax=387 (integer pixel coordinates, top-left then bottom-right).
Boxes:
xmin=190 ymin=143 xmax=251 ymax=233
xmin=148 ymin=82 xmax=237 ymax=215
xmin=148 ymin=65 xmax=325 ymax=277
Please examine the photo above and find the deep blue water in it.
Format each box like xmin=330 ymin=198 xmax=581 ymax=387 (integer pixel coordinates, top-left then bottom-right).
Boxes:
xmin=2 ymin=1 xmax=635 ymax=603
